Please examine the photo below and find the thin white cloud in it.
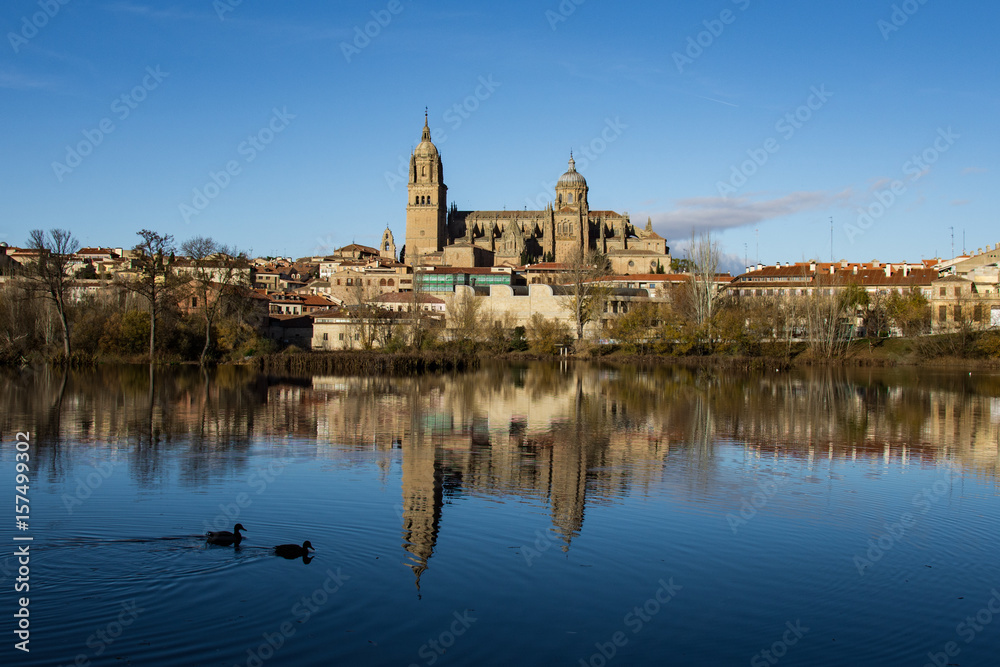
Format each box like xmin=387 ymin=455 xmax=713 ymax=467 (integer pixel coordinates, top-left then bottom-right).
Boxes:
xmin=951 ymin=199 xmax=970 ymax=206
xmin=0 ymin=67 xmax=53 ymax=91
xmin=961 ymin=166 xmax=988 ymax=175
xmin=649 ymin=190 xmax=850 ymax=236
xmin=100 ymin=2 xmax=348 ymax=42
xmin=101 ymin=2 xmax=205 ymax=21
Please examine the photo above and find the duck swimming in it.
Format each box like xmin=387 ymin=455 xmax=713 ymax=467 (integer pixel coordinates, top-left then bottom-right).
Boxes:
xmin=274 ymin=541 xmax=313 ymax=559
xmin=206 ymin=523 xmax=246 ymax=546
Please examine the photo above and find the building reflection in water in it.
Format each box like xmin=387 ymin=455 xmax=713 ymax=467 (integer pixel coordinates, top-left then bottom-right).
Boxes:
xmin=2 ymin=363 xmax=998 ymax=585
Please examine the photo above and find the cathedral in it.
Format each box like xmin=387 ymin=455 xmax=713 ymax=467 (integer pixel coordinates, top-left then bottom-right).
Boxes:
xmin=403 ymin=115 xmax=671 ymax=274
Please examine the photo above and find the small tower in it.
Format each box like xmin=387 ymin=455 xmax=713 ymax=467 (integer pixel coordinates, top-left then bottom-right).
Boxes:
xmin=405 ymin=111 xmax=448 ymax=264
xmin=380 ymin=227 xmax=397 ymax=261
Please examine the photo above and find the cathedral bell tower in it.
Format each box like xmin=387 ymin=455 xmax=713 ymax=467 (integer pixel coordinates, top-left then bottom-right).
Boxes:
xmin=405 ymin=112 xmax=448 ymax=264
xmin=553 ymin=153 xmax=590 ymax=261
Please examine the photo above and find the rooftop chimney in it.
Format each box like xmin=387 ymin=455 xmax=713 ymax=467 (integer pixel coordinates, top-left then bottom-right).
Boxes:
xmin=885 ymin=264 xmax=892 ymax=278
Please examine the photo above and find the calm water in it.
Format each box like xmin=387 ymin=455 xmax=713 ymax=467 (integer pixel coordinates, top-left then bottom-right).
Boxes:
xmin=2 ymin=363 xmax=999 ymax=666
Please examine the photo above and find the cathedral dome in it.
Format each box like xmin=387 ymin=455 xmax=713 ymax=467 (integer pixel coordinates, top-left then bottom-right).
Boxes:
xmin=557 ymin=154 xmax=587 ymax=187
xmin=414 ymin=115 xmax=439 ymax=158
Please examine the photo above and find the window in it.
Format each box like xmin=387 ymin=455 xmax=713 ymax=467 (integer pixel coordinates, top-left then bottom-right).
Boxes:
xmin=939 ymin=306 xmax=947 ymax=321
xmin=974 ymin=305 xmax=984 ymax=321
xmin=380 ymin=279 xmax=386 ymax=286
xmin=322 ymin=333 xmax=328 ymax=340
xmin=346 ymin=278 xmax=353 ymax=286
xmin=191 ymin=297 xmax=198 ymax=308
xmin=954 ymin=305 xmax=962 ymax=320
xmin=954 ymin=287 xmax=962 ymax=297
xmin=387 ymin=279 xmax=394 ymax=286
xmin=940 ymin=287 xmax=946 ymax=297
xmin=338 ymin=333 xmax=344 ymax=341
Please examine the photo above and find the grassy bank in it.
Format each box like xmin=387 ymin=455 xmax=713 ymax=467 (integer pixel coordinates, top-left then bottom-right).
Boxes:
xmin=247 ymin=350 xmax=480 ymax=375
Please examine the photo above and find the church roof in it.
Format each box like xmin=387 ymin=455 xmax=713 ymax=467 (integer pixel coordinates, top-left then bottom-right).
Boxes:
xmin=413 ymin=113 xmax=438 ymax=158
xmin=557 ymin=154 xmax=587 ymax=187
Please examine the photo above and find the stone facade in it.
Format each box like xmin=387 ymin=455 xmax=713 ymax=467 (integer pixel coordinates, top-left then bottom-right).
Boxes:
xmin=403 ymin=116 xmax=670 ymax=272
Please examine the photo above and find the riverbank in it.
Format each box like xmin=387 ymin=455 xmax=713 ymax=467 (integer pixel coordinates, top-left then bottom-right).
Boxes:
xmin=5 ymin=332 xmax=999 ymax=372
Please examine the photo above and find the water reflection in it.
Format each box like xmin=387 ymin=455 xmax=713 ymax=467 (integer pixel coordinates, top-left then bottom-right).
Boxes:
xmin=2 ymin=362 xmax=999 ymax=587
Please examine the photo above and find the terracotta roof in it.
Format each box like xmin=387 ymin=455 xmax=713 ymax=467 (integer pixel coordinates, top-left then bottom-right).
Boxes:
xmin=300 ymin=294 xmax=340 ymax=306
xmin=337 ymin=244 xmax=380 ymax=255
xmin=525 ymin=263 xmax=568 ymax=270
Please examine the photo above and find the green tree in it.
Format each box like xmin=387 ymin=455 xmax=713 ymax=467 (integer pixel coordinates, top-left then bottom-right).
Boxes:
xmin=887 ymin=288 xmax=929 ymax=337
xmin=670 ymin=257 xmax=695 ymax=273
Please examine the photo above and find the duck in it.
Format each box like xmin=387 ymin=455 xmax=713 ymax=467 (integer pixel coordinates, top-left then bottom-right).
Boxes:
xmin=274 ymin=541 xmax=314 ymax=559
xmin=206 ymin=523 xmax=246 ymax=546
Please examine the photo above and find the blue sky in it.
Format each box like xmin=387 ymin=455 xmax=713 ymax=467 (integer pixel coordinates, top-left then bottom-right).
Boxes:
xmin=2 ymin=0 xmax=997 ymax=272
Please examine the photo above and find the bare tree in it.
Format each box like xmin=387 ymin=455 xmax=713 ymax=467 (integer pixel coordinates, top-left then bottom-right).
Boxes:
xmin=347 ymin=275 xmax=390 ymax=350
xmin=25 ymin=229 xmax=79 ymax=359
xmin=180 ymin=236 xmax=250 ymax=366
xmin=561 ymin=247 xmax=611 ymax=341
xmin=121 ymin=230 xmax=178 ymax=362
xmin=449 ymin=287 xmax=484 ymax=346
xmin=687 ymin=230 xmax=721 ymax=350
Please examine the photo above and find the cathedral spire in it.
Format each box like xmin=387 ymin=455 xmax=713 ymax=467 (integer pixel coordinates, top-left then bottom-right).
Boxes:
xmin=422 ymin=108 xmax=431 ymax=142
